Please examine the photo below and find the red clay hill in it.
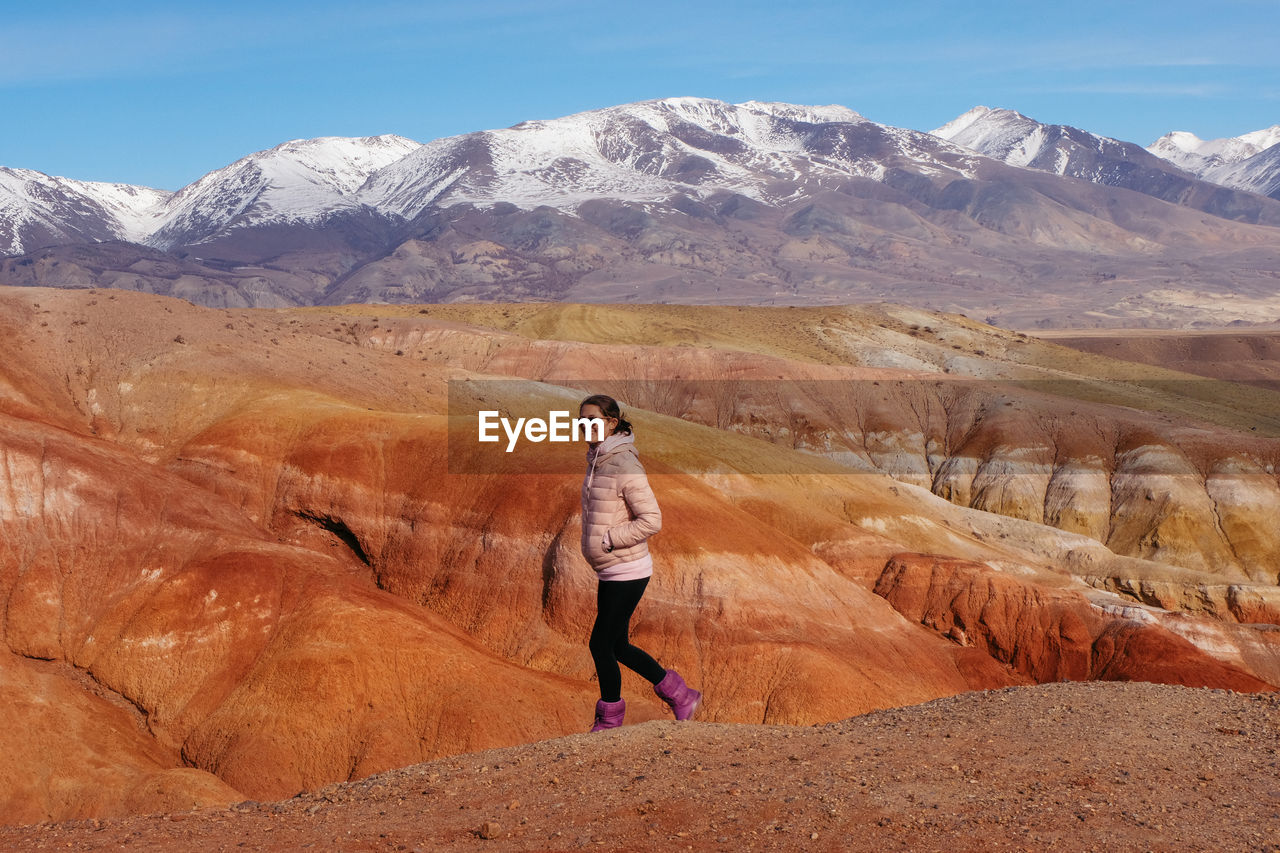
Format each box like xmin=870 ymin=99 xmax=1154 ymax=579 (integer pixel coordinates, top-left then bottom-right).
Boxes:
xmin=1 ymin=286 xmax=1277 ymax=825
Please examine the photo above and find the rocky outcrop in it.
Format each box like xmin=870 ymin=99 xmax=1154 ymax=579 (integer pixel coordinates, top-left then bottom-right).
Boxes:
xmin=686 ymin=378 xmax=1280 ymax=584
xmin=1083 ymin=575 xmax=1280 ymax=625
xmin=874 ymin=554 xmax=1273 ymax=691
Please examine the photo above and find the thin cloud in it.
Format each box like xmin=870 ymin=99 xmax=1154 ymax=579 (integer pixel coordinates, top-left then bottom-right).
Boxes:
xmin=0 ymin=1 xmax=588 ymax=87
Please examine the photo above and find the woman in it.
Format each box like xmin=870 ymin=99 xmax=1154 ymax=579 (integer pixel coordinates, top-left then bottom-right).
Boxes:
xmin=578 ymin=394 xmax=702 ymax=731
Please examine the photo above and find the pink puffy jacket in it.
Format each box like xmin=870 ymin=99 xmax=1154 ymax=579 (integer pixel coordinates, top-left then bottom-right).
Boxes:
xmin=580 ymin=432 xmax=662 ymax=572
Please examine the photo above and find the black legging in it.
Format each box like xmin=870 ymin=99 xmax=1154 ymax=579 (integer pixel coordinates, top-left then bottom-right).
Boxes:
xmin=590 ymin=578 xmax=666 ymax=702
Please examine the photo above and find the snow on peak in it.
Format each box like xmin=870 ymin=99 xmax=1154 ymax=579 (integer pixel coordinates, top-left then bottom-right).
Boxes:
xmin=931 ymin=106 xmax=998 ymax=140
xmin=1148 ymin=124 xmax=1280 ymax=173
xmin=736 ymin=100 xmax=866 ymax=126
xmin=263 ymin=135 xmax=422 ymax=194
xmin=1151 ymin=125 xmax=1280 ymax=199
xmin=0 ymin=167 xmax=170 ymax=254
xmin=931 ymin=106 xmax=1054 ymax=167
xmin=364 ymin=97 xmax=892 ymax=220
xmin=1152 ymin=131 xmax=1206 ymax=154
xmin=4 ymin=99 xmax=987 ymax=254
xmin=1238 ymin=125 xmax=1280 ymax=154
xmin=66 ymin=179 xmax=171 ymax=242
xmin=149 ymin=134 xmax=422 ymax=248
xmin=931 ymin=106 xmax=1139 ymax=175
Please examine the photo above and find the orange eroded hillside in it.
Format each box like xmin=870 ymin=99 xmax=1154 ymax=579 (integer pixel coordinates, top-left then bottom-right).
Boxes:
xmin=2 ymin=286 xmax=1277 ymax=824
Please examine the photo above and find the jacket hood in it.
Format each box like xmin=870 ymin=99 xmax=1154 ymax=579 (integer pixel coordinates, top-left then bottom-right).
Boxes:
xmin=587 ymin=431 xmax=636 ymax=461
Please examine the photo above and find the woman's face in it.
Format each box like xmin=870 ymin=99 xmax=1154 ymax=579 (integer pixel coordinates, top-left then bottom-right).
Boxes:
xmin=579 ymin=403 xmax=617 ymax=446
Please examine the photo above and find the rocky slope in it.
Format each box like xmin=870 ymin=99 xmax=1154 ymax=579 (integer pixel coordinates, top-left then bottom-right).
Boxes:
xmin=2 ymin=286 xmax=1278 ymax=825
xmin=2 ymin=682 xmax=1277 ymax=851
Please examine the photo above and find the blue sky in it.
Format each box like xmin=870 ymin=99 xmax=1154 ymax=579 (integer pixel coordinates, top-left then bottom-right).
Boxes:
xmin=5 ymin=0 xmax=1278 ymax=189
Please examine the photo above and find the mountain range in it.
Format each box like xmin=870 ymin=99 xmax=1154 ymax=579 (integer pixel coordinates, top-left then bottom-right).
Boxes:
xmin=3 ymin=97 xmax=1280 ymax=327
xmin=932 ymin=106 xmax=1280 ymax=211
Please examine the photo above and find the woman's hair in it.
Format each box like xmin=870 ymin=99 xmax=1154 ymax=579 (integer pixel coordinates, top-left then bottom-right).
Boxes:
xmin=579 ymin=394 xmax=633 ymax=435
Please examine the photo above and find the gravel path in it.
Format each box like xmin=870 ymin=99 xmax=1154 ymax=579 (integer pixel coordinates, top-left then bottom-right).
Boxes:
xmin=5 ymin=682 xmax=1278 ymax=852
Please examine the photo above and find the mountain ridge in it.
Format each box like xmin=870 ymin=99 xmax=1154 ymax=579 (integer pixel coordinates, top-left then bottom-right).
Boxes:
xmin=10 ymin=97 xmax=1280 ymax=258
xmin=148 ymin=133 xmax=421 ymax=250
xmin=929 ymin=105 xmax=1280 ymax=215
xmin=1147 ymin=123 xmax=1280 ymax=199
xmin=4 ymin=97 xmax=1280 ymax=327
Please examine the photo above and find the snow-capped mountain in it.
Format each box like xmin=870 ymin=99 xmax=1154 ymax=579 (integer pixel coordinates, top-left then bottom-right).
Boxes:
xmin=1147 ymin=132 xmax=1215 ymax=174
xmin=5 ymin=97 xmax=1280 ymax=328
xmin=0 ymin=136 xmax=420 ymax=256
xmin=5 ymin=98 xmax=977 ymax=255
xmin=149 ymin=134 xmax=421 ymax=250
xmin=931 ymin=106 xmax=1280 ymax=217
xmin=362 ymin=98 xmax=964 ymax=219
xmin=0 ymin=168 xmax=169 ymax=256
xmin=1148 ymin=126 xmax=1280 ymax=172
xmin=932 ymin=106 xmax=1140 ymax=173
xmin=8 ymin=100 xmax=1276 ymax=259
xmin=1148 ymin=126 xmax=1280 ymax=199
xmin=1205 ymin=146 xmax=1280 ymax=200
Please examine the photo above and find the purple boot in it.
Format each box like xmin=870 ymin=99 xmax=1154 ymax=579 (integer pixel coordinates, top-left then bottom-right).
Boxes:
xmin=590 ymin=698 xmax=625 ymax=732
xmin=653 ymin=669 xmax=702 ymax=721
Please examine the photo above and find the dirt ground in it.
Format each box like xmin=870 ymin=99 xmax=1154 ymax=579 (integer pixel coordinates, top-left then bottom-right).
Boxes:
xmin=4 ymin=681 xmax=1278 ymax=852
